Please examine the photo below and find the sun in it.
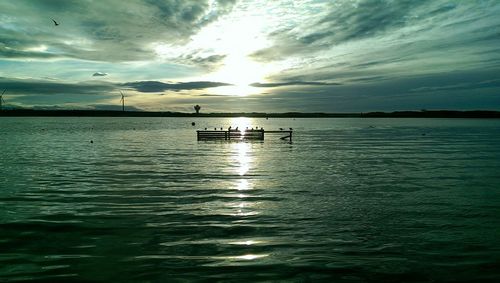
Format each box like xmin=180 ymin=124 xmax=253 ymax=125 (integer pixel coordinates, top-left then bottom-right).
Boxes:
xmin=152 ymin=4 xmax=280 ymax=97
xmin=207 ymin=54 xmax=267 ymax=96
xmin=180 ymin=7 xmax=275 ymax=96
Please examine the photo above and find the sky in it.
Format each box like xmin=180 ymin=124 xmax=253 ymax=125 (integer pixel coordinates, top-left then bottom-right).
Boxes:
xmin=1 ymin=0 xmax=500 ymax=113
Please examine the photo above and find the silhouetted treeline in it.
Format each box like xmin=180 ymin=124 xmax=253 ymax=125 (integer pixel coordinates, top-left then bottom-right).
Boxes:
xmin=359 ymin=110 xmax=500 ymax=118
xmin=0 ymin=109 xmax=499 ymax=118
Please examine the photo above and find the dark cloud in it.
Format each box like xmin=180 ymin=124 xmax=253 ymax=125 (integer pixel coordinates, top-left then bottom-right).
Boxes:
xmin=0 ymin=77 xmax=232 ymax=97
xmin=0 ymin=77 xmax=116 ymax=95
xmin=92 ymin=72 xmax=108 ymax=77
xmin=410 ymin=79 xmax=500 ymax=93
xmin=178 ymin=54 xmax=226 ymax=70
xmin=190 ymin=54 xmax=226 ymax=64
xmin=198 ymin=93 xmax=230 ymax=97
xmin=317 ymin=0 xmax=426 ymax=41
xmin=250 ymin=81 xmax=341 ymax=88
xmin=122 ymin=80 xmax=231 ymax=93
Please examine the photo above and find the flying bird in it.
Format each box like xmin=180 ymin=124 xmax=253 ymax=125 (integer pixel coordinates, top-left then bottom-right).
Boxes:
xmin=52 ymin=19 xmax=59 ymax=26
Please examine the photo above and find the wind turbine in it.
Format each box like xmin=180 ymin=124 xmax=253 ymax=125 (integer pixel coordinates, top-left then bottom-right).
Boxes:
xmin=0 ymin=89 xmax=5 ymax=111
xmin=119 ymin=90 xmax=125 ymax=111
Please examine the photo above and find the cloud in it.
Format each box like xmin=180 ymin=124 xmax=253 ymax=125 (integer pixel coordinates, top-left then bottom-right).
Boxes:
xmin=0 ymin=76 xmax=232 ymax=96
xmin=122 ymin=80 xmax=231 ymax=93
xmin=249 ymin=0 xmax=500 ymax=87
xmin=0 ymin=44 xmax=63 ymax=59
xmin=410 ymin=79 xmax=500 ymax=93
xmin=177 ymin=54 xmax=226 ymax=70
xmin=198 ymin=93 xmax=229 ymax=97
xmin=250 ymin=81 xmax=341 ymax=88
xmin=250 ymin=0 xmax=432 ymax=62
xmin=92 ymin=72 xmax=108 ymax=77
xmin=0 ymin=77 xmax=116 ymax=95
xmin=0 ymin=0 xmax=238 ymax=62
xmin=251 ymin=0 xmax=500 ymax=86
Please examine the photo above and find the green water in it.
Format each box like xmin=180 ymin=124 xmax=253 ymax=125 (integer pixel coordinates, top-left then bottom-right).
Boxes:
xmin=1 ymin=117 xmax=499 ymax=282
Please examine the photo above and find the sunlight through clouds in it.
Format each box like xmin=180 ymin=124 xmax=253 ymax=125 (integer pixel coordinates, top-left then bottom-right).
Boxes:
xmin=152 ymin=3 xmax=278 ymax=96
xmin=1 ymin=0 xmax=500 ymax=111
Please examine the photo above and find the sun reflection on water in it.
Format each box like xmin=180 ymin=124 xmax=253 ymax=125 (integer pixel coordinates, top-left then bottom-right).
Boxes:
xmin=236 ymin=179 xmax=251 ymax=190
xmin=229 ymin=240 xmax=263 ymax=246
xmin=235 ymin=143 xmax=251 ymax=176
xmin=208 ymin=253 xmax=270 ymax=264
xmin=228 ymin=125 xmax=260 ymax=218
xmin=230 ymin=254 xmax=268 ymax=260
xmin=220 ymin=119 xmax=268 ymax=262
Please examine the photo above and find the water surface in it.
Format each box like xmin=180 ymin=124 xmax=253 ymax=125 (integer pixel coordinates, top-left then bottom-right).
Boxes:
xmin=1 ymin=117 xmax=499 ymax=282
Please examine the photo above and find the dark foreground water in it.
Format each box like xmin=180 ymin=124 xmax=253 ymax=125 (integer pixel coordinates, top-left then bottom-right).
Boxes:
xmin=1 ymin=117 xmax=499 ymax=282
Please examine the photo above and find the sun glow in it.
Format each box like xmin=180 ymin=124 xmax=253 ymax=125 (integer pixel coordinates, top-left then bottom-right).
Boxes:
xmin=198 ymin=16 xmax=272 ymax=96
xmin=152 ymin=5 xmax=278 ymax=96
xmin=208 ymin=55 xmax=265 ymax=96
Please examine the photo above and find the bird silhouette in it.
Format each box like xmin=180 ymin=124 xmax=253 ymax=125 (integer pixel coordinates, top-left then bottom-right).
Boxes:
xmin=279 ymin=128 xmax=284 ymax=130
xmin=52 ymin=19 xmax=59 ymax=26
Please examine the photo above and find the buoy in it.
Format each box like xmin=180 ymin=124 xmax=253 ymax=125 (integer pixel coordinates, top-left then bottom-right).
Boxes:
xmin=90 ymin=140 xmax=93 ymax=143
xmin=192 ymin=122 xmax=195 ymax=126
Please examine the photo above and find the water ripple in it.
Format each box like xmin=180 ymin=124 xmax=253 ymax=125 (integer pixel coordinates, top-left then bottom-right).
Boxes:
xmin=1 ymin=117 xmax=500 ymax=281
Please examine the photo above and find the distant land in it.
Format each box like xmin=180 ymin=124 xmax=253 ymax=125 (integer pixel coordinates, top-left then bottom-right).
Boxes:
xmin=1 ymin=109 xmax=500 ymax=118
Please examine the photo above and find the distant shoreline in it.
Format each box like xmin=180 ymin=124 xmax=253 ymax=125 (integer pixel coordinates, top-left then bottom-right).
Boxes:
xmin=1 ymin=109 xmax=500 ymax=118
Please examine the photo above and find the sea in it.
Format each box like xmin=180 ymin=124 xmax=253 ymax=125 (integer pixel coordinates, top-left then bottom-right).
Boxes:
xmin=1 ymin=117 xmax=499 ymax=282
